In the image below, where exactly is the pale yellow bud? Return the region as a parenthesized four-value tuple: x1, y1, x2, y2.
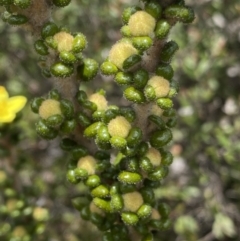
(128, 11, 156, 37)
(148, 76, 170, 98)
(32, 207, 49, 221)
(146, 147, 161, 166)
(151, 208, 161, 220)
(90, 201, 104, 216)
(77, 155, 97, 175)
(108, 42, 138, 69)
(88, 93, 108, 111)
(12, 226, 26, 238)
(39, 99, 62, 119)
(122, 191, 144, 212)
(53, 31, 74, 52)
(108, 116, 131, 138)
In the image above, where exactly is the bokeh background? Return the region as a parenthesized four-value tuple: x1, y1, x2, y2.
(0, 0, 240, 240)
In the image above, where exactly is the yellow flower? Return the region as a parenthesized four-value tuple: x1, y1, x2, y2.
(0, 86, 27, 123)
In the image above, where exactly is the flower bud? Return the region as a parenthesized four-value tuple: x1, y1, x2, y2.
(34, 40, 49, 56)
(7, 14, 28, 25)
(41, 22, 59, 39)
(122, 6, 141, 24)
(85, 175, 101, 188)
(111, 194, 123, 211)
(137, 204, 152, 219)
(145, 2, 162, 19)
(124, 86, 145, 103)
(118, 171, 142, 184)
(88, 93, 108, 111)
(160, 41, 179, 64)
(156, 64, 174, 80)
(59, 51, 77, 64)
(108, 116, 131, 138)
(156, 98, 173, 110)
(72, 33, 87, 53)
(150, 128, 172, 148)
(91, 185, 109, 198)
(77, 155, 97, 175)
(122, 191, 144, 212)
(100, 61, 118, 75)
(147, 76, 170, 98)
(155, 20, 171, 39)
(77, 58, 99, 81)
(93, 197, 112, 213)
(50, 62, 74, 77)
(53, 31, 74, 52)
(128, 11, 156, 36)
(145, 147, 161, 166)
(38, 99, 61, 120)
(121, 212, 139, 225)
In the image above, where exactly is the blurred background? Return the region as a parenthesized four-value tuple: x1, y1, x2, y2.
(0, 0, 240, 240)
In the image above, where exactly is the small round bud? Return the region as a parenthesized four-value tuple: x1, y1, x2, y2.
(100, 61, 118, 76)
(53, 31, 74, 52)
(122, 6, 141, 24)
(110, 136, 127, 149)
(139, 157, 154, 173)
(156, 64, 174, 80)
(84, 122, 103, 138)
(111, 194, 123, 211)
(147, 76, 170, 98)
(71, 146, 88, 160)
(60, 138, 77, 151)
(77, 112, 91, 127)
(140, 188, 155, 205)
(133, 68, 149, 89)
(93, 197, 112, 213)
(88, 93, 108, 111)
(77, 155, 97, 175)
(158, 203, 170, 218)
(156, 98, 173, 110)
(77, 58, 99, 81)
(60, 119, 76, 134)
(145, 1, 162, 19)
(121, 212, 139, 225)
(89, 201, 104, 215)
(137, 204, 152, 219)
(132, 36, 153, 52)
(124, 87, 145, 103)
(145, 147, 161, 166)
(41, 22, 59, 39)
(148, 166, 169, 181)
(66, 169, 79, 184)
(31, 97, 45, 113)
(52, 0, 71, 8)
(122, 54, 141, 70)
(60, 99, 74, 119)
(59, 51, 77, 64)
(160, 41, 179, 64)
(150, 128, 172, 148)
(108, 116, 131, 139)
(74, 168, 88, 179)
(128, 11, 156, 37)
(72, 33, 87, 53)
(13, 0, 31, 9)
(97, 126, 111, 144)
(114, 72, 133, 86)
(34, 40, 49, 56)
(122, 191, 144, 212)
(39, 99, 61, 120)
(120, 25, 131, 37)
(108, 42, 138, 70)
(155, 20, 171, 39)
(160, 150, 173, 166)
(7, 14, 28, 25)
(148, 115, 165, 129)
(50, 62, 74, 77)
(32, 207, 49, 221)
(126, 127, 142, 147)
(119, 107, 136, 123)
(85, 175, 101, 188)
(35, 119, 58, 139)
(45, 114, 63, 127)
(118, 171, 142, 184)
(91, 185, 109, 198)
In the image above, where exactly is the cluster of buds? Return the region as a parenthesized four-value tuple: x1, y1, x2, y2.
(0, 0, 194, 240)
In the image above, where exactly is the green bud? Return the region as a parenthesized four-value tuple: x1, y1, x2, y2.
(114, 72, 133, 86)
(7, 14, 28, 25)
(52, 0, 71, 7)
(160, 150, 173, 166)
(120, 184, 136, 194)
(132, 37, 153, 52)
(133, 68, 149, 89)
(60, 138, 77, 151)
(93, 197, 112, 213)
(126, 127, 142, 147)
(144, 85, 156, 101)
(156, 98, 173, 110)
(121, 212, 139, 225)
(72, 33, 87, 53)
(150, 219, 171, 230)
(160, 41, 179, 64)
(156, 64, 174, 80)
(71, 146, 88, 160)
(163, 108, 176, 118)
(74, 167, 88, 179)
(97, 126, 111, 143)
(50, 62, 74, 77)
(140, 187, 155, 205)
(46, 114, 64, 127)
(111, 194, 123, 211)
(164, 5, 195, 23)
(34, 40, 49, 56)
(148, 115, 165, 129)
(41, 22, 59, 39)
(122, 6, 141, 24)
(103, 108, 119, 123)
(80, 206, 91, 220)
(66, 169, 79, 184)
(155, 20, 171, 39)
(77, 58, 99, 81)
(120, 25, 131, 37)
(14, 0, 31, 9)
(84, 122, 103, 138)
(100, 61, 118, 75)
(139, 157, 154, 173)
(138, 142, 149, 156)
(85, 175, 101, 188)
(31, 97, 45, 113)
(127, 157, 139, 172)
(35, 119, 58, 140)
(48, 89, 60, 100)
(122, 145, 138, 157)
(91, 185, 109, 198)
(137, 204, 152, 219)
(145, 1, 162, 19)
(60, 119, 76, 134)
(150, 128, 172, 148)
(118, 171, 142, 184)
(122, 54, 141, 70)
(119, 107, 136, 123)
(59, 51, 77, 64)
(158, 203, 170, 218)
(166, 117, 177, 128)
(77, 112, 91, 128)
(92, 110, 104, 121)
(110, 136, 127, 150)
(90, 212, 104, 225)
(148, 166, 169, 181)
(124, 87, 145, 103)
(72, 197, 89, 211)
(45, 36, 58, 49)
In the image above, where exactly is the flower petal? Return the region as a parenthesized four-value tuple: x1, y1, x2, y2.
(0, 86, 9, 100)
(7, 96, 27, 113)
(0, 111, 16, 123)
